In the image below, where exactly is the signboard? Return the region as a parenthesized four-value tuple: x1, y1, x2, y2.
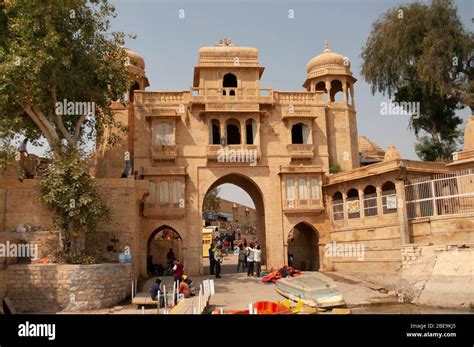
(347, 200, 360, 213)
(386, 195, 397, 210)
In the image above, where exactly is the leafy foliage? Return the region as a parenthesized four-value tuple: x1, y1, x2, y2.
(415, 136, 459, 162)
(49, 247, 97, 265)
(395, 85, 463, 160)
(361, 0, 472, 161)
(203, 188, 220, 213)
(38, 146, 110, 250)
(0, 1, 132, 258)
(361, 0, 473, 110)
(329, 164, 342, 174)
(0, 0, 131, 147)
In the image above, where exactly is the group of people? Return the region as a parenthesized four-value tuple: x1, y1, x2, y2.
(237, 242, 262, 277)
(149, 256, 196, 303)
(208, 239, 263, 279)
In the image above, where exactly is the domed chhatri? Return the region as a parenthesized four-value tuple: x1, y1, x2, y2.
(306, 40, 350, 74)
(125, 48, 146, 71)
(303, 41, 356, 105)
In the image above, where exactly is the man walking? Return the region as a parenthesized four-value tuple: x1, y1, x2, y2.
(208, 243, 215, 275)
(214, 245, 223, 278)
(254, 245, 262, 277)
(247, 243, 255, 277)
(237, 244, 245, 273)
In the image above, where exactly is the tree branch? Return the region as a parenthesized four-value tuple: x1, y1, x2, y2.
(74, 114, 87, 142)
(50, 83, 75, 145)
(443, 81, 474, 112)
(22, 104, 59, 145)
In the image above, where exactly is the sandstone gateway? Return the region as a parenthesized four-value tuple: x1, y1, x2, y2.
(1, 40, 473, 280)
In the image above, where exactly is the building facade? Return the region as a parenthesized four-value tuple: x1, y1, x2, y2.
(1, 40, 472, 279)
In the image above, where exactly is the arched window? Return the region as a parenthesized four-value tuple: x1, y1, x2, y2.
(245, 119, 257, 145)
(209, 119, 221, 145)
(311, 178, 320, 200)
(226, 118, 241, 145)
(286, 178, 295, 205)
(298, 178, 308, 200)
(223, 73, 237, 96)
(363, 185, 378, 217)
(382, 181, 397, 214)
(330, 80, 343, 102)
(172, 181, 182, 204)
(347, 188, 360, 219)
(146, 181, 157, 203)
(291, 123, 309, 144)
(154, 123, 174, 145)
(159, 181, 169, 204)
(332, 192, 344, 221)
(315, 81, 328, 102)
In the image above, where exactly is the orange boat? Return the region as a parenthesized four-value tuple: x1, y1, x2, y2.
(214, 301, 292, 315)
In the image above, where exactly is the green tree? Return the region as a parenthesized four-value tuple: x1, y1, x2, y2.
(0, 0, 132, 257)
(395, 84, 463, 160)
(0, 0, 130, 148)
(361, 0, 473, 160)
(203, 188, 220, 213)
(38, 146, 110, 253)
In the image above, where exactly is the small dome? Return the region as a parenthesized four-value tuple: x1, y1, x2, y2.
(125, 48, 145, 70)
(464, 116, 474, 150)
(384, 144, 401, 161)
(306, 41, 351, 75)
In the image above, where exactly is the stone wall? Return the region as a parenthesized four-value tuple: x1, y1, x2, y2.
(6, 263, 132, 313)
(399, 243, 474, 309)
(409, 213, 474, 245)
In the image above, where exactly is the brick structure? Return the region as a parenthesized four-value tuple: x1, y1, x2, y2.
(6, 263, 132, 313)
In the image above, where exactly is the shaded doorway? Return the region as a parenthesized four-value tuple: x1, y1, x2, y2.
(287, 222, 319, 271)
(147, 225, 183, 277)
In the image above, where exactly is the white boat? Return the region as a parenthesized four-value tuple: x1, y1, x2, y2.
(274, 272, 346, 308)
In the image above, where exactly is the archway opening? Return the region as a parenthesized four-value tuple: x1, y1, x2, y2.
(223, 73, 237, 96)
(146, 225, 183, 277)
(201, 174, 265, 276)
(287, 222, 319, 271)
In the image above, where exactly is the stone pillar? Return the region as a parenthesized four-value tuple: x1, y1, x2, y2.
(220, 116, 225, 145)
(396, 180, 410, 245)
(342, 78, 348, 104)
(342, 192, 348, 220)
(240, 121, 246, 145)
(325, 80, 332, 102)
(376, 186, 383, 216)
(359, 188, 365, 219)
(350, 83, 355, 108)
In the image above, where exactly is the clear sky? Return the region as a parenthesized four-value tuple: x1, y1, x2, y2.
(30, 0, 474, 209)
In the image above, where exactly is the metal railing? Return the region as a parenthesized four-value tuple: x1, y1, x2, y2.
(405, 169, 474, 220)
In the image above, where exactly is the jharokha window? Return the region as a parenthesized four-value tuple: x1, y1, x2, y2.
(154, 122, 174, 145)
(285, 176, 321, 208)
